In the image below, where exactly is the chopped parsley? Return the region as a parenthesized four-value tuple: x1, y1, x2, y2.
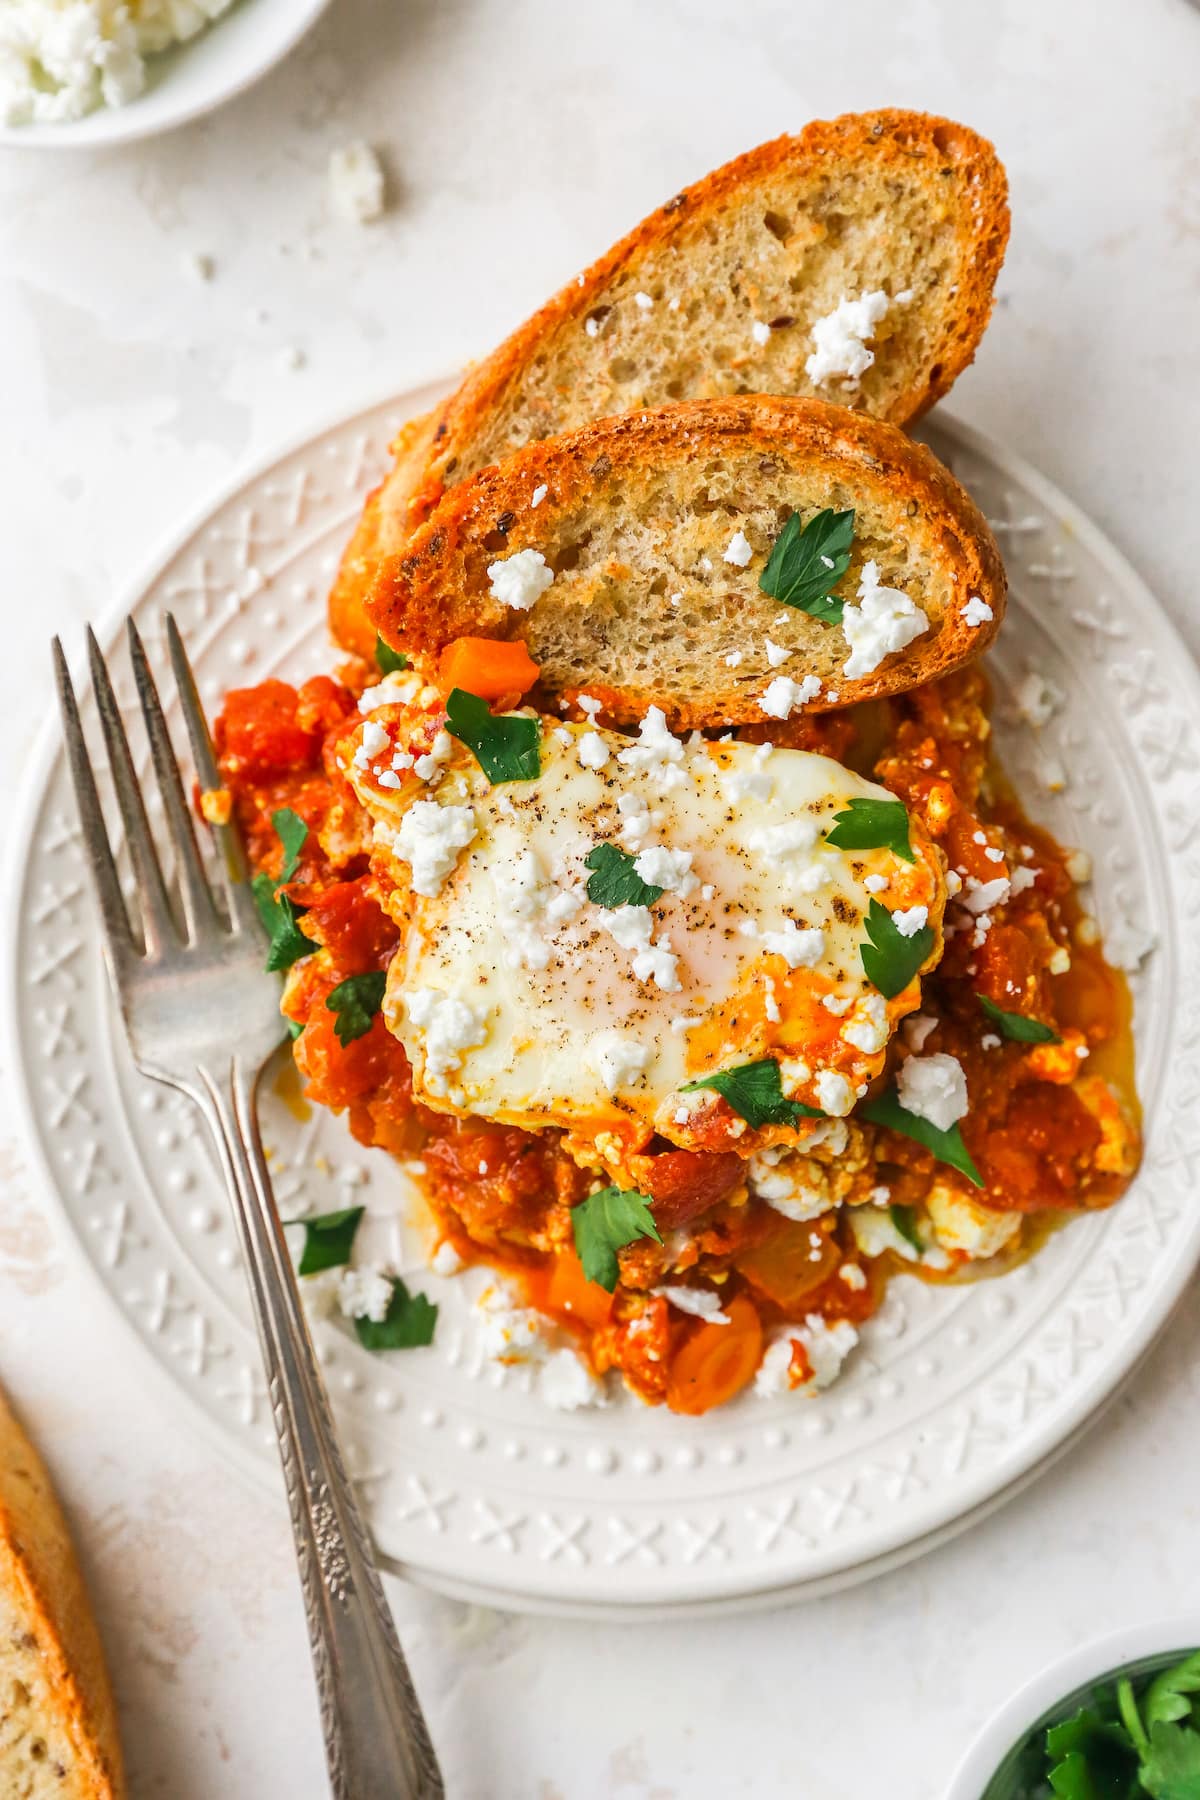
(992, 1649, 1200, 1800)
(353, 1276, 438, 1350)
(374, 633, 409, 675)
(682, 1057, 821, 1130)
(445, 687, 541, 784)
(326, 970, 388, 1045)
(825, 796, 915, 864)
(758, 507, 855, 623)
(858, 1084, 982, 1187)
(571, 1187, 662, 1291)
(286, 1018, 305, 1041)
(252, 874, 316, 973)
(978, 994, 1062, 1045)
(271, 807, 309, 885)
(285, 1205, 364, 1277)
(584, 843, 663, 908)
(860, 898, 935, 999)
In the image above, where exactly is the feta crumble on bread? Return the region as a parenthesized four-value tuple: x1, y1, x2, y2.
(329, 142, 387, 224)
(961, 594, 993, 628)
(751, 320, 772, 346)
(487, 548, 555, 611)
(804, 289, 892, 385)
(841, 562, 930, 679)
(760, 674, 822, 717)
(724, 529, 754, 567)
(896, 1052, 969, 1132)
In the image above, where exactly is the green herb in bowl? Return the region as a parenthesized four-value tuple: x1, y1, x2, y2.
(983, 1647, 1200, 1798)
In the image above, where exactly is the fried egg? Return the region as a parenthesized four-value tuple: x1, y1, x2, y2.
(348, 707, 945, 1163)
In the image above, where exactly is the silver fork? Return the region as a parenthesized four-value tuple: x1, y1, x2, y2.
(53, 617, 445, 1800)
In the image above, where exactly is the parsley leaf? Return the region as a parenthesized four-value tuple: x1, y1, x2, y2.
(860, 897, 935, 999)
(889, 1204, 925, 1254)
(758, 508, 855, 623)
(978, 993, 1062, 1045)
(353, 1276, 439, 1351)
(1146, 1654, 1200, 1730)
(682, 1057, 822, 1129)
(1140, 1721, 1200, 1798)
(286, 1017, 305, 1040)
(374, 633, 409, 674)
(326, 970, 388, 1045)
(286, 1205, 364, 1277)
(271, 807, 309, 886)
(252, 872, 316, 972)
(571, 1187, 662, 1291)
(858, 1084, 983, 1187)
(445, 687, 541, 784)
(584, 842, 663, 908)
(825, 797, 915, 864)
(1045, 1702, 1138, 1800)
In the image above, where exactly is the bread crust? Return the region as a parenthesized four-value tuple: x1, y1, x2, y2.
(0, 1389, 124, 1797)
(368, 395, 1006, 728)
(330, 109, 1009, 654)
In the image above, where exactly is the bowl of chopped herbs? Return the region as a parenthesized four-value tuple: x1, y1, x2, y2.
(945, 1624, 1200, 1800)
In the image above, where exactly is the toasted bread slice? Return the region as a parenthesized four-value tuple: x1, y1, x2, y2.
(0, 1389, 124, 1798)
(368, 396, 1005, 729)
(331, 108, 1009, 657)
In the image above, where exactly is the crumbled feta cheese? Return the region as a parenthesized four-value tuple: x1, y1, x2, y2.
(653, 1285, 730, 1324)
(1064, 849, 1092, 885)
(1047, 945, 1072, 975)
(904, 1013, 938, 1052)
(842, 992, 889, 1055)
(577, 731, 610, 771)
(961, 595, 994, 628)
(896, 1052, 969, 1132)
(486, 548, 555, 611)
(601, 905, 681, 992)
(725, 650, 744, 668)
(634, 291, 654, 310)
(822, 993, 854, 1017)
(1104, 917, 1157, 972)
(763, 637, 791, 668)
(615, 791, 655, 850)
(838, 1262, 867, 1292)
(495, 848, 581, 970)
(841, 562, 929, 679)
(337, 1264, 393, 1323)
(755, 1316, 859, 1395)
(1015, 671, 1065, 728)
(389, 799, 476, 897)
(724, 530, 754, 567)
(760, 674, 822, 718)
(805, 290, 891, 384)
(478, 1289, 544, 1362)
(329, 141, 387, 224)
(358, 669, 421, 714)
(814, 1069, 855, 1117)
(864, 873, 889, 894)
(541, 1348, 605, 1410)
(961, 875, 1011, 915)
(891, 904, 929, 938)
(431, 1241, 463, 1276)
(615, 706, 689, 790)
(633, 845, 696, 895)
(980, 1033, 1002, 1050)
(747, 817, 820, 860)
(850, 1206, 921, 1263)
(406, 989, 488, 1086)
(530, 484, 548, 508)
(760, 919, 826, 969)
(751, 320, 772, 346)
(587, 1030, 652, 1093)
(584, 317, 600, 337)
(926, 1183, 1021, 1260)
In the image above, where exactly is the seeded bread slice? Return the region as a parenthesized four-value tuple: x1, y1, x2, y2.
(330, 107, 1009, 658)
(368, 395, 1005, 729)
(0, 1390, 124, 1798)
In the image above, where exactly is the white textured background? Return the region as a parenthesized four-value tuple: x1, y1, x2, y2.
(2, 1, 1199, 1795)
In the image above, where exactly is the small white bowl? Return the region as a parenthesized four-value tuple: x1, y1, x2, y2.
(0, 0, 333, 149)
(943, 1616, 1200, 1799)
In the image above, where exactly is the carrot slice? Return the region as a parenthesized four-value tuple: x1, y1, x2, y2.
(734, 1216, 841, 1312)
(438, 636, 540, 701)
(666, 1293, 763, 1416)
(546, 1245, 615, 1332)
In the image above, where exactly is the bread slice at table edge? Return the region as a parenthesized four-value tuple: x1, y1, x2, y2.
(329, 107, 1009, 658)
(0, 1387, 124, 1798)
(367, 395, 1006, 730)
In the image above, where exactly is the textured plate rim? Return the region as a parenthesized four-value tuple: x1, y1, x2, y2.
(7, 384, 1197, 1618)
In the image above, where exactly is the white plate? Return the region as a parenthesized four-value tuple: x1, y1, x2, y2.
(0, 0, 331, 149)
(8, 382, 1199, 1618)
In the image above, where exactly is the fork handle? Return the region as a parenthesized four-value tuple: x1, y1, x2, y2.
(195, 1059, 445, 1800)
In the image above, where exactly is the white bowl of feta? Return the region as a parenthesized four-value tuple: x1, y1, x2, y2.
(0, 0, 333, 146)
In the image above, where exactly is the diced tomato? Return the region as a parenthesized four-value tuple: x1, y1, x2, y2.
(299, 877, 398, 967)
(217, 680, 321, 777)
(630, 1148, 746, 1228)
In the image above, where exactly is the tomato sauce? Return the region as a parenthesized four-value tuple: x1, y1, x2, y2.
(214, 660, 1140, 1413)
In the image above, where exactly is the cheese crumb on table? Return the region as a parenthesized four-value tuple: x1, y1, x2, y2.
(329, 141, 387, 224)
